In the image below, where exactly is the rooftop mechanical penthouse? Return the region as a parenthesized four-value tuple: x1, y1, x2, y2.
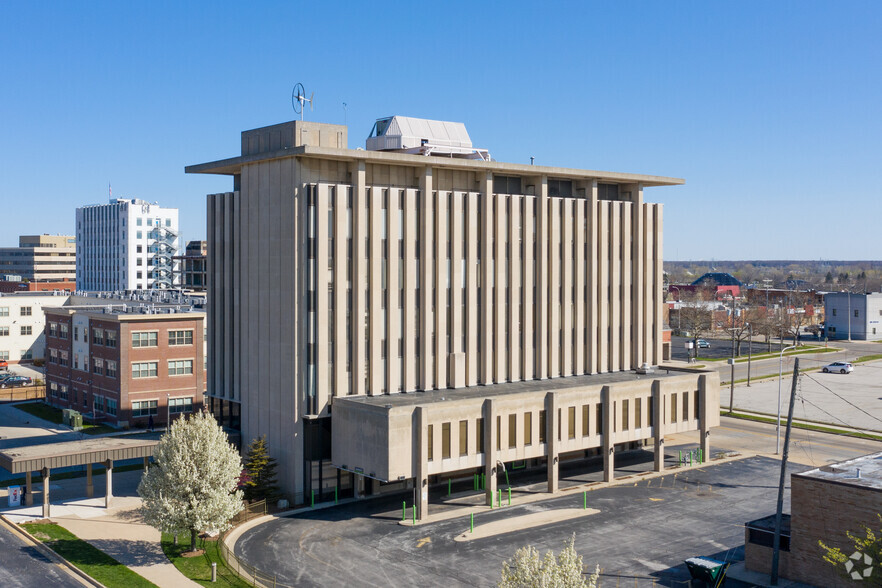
(188, 117, 720, 516)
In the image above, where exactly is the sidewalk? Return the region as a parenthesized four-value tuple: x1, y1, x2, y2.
(1, 470, 199, 588)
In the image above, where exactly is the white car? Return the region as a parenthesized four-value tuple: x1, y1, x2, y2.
(822, 362, 853, 374)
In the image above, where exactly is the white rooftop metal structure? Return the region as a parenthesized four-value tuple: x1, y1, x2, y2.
(366, 116, 491, 160)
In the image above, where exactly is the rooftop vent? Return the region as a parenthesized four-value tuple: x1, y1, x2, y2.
(366, 116, 490, 161)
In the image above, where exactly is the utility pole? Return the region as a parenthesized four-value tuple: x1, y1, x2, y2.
(728, 295, 736, 414)
(771, 358, 799, 586)
(747, 323, 753, 387)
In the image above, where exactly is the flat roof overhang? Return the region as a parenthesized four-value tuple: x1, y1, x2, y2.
(0, 437, 158, 474)
(186, 145, 685, 188)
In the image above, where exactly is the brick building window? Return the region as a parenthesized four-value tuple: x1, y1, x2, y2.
(169, 397, 193, 414)
(132, 362, 158, 378)
(132, 400, 158, 417)
(105, 331, 117, 348)
(168, 330, 193, 346)
(132, 332, 158, 348)
(168, 360, 194, 376)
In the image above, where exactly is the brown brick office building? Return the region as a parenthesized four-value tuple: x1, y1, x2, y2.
(43, 305, 205, 427)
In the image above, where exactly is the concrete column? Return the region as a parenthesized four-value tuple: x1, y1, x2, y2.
(652, 381, 664, 472)
(387, 187, 401, 395)
(435, 189, 448, 388)
(352, 161, 368, 396)
(546, 392, 559, 493)
(450, 191, 463, 387)
(574, 198, 586, 375)
(699, 374, 711, 460)
(415, 407, 428, 520)
(536, 177, 548, 378)
(404, 188, 418, 392)
(621, 202, 632, 370)
(419, 168, 434, 390)
(508, 194, 520, 382)
(25, 471, 32, 506)
(479, 175, 493, 384)
(465, 191, 479, 386)
(316, 183, 330, 408)
(522, 194, 534, 380)
(548, 197, 561, 378)
(610, 202, 621, 371)
(104, 459, 113, 509)
(601, 387, 614, 482)
(334, 184, 349, 398)
(586, 182, 598, 373)
(484, 399, 497, 505)
(597, 201, 609, 373)
(562, 198, 573, 376)
(86, 463, 93, 498)
(369, 186, 383, 396)
(652, 203, 664, 366)
(41, 467, 50, 519)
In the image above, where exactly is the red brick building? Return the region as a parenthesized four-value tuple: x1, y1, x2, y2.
(43, 305, 205, 427)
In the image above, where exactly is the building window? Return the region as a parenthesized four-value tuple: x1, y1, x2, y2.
(635, 398, 642, 429)
(671, 394, 678, 423)
(476, 418, 484, 453)
(92, 358, 103, 375)
(509, 414, 517, 448)
(0, 307, 7, 317)
(459, 420, 468, 456)
(59, 324, 69, 339)
(132, 362, 158, 378)
(497, 415, 502, 450)
(105, 331, 117, 348)
(649, 396, 655, 427)
(94, 395, 105, 413)
(539, 410, 546, 443)
(132, 400, 158, 417)
(524, 412, 532, 446)
(59, 351, 68, 367)
(582, 405, 590, 436)
(59, 385, 68, 400)
(106, 360, 117, 379)
(20, 326, 32, 336)
(683, 392, 689, 421)
(168, 330, 193, 346)
(693, 391, 700, 420)
(567, 406, 576, 439)
(20, 307, 32, 317)
(169, 397, 193, 414)
(855, 310, 860, 318)
(49, 322, 58, 337)
(596, 404, 603, 435)
(49, 349, 58, 364)
(132, 331, 158, 347)
(0, 351, 9, 361)
(427, 424, 434, 461)
(622, 400, 629, 431)
(168, 360, 194, 376)
(106, 398, 118, 417)
(92, 328, 104, 345)
(0, 327, 8, 337)
(832, 309, 837, 316)
(441, 422, 451, 459)
(73, 326, 79, 341)
(49, 382, 58, 397)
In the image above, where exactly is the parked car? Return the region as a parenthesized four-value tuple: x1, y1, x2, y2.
(0, 376, 32, 388)
(0, 360, 8, 371)
(696, 339, 710, 349)
(822, 362, 853, 374)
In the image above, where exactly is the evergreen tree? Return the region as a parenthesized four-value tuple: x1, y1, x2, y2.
(243, 435, 280, 502)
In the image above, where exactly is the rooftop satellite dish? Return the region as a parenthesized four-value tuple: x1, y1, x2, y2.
(291, 82, 314, 121)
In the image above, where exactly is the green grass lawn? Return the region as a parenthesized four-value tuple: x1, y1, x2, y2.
(854, 354, 882, 363)
(161, 532, 251, 587)
(723, 411, 882, 442)
(22, 522, 157, 588)
(14, 402, 117, 434)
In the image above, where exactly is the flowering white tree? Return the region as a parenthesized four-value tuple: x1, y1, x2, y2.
(138, 410, 243, 551)
(499, 534, 599, 588)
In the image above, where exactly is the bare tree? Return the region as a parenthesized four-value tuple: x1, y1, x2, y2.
(678, 288, 714, 353)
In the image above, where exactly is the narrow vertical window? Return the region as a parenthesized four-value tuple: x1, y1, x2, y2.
(524, 412, 532, 446)
(671, 394, 678, 423)
(683, 392, 689, 421)
(596, 404, 603, 435)
(539, 410, 546, 443)
(635, 398, 642, 429)
(497, 415, 502, 450)
(582, 404, 589, 436)
(477, 417, 485, 453)
(622, 399, 629, 431)
(508, 414, 517, 448)
(459, 420, 468, 456)
(694, 391, 700, 420)
(442, 422, 451, 459)
(427, 424, 434, 461)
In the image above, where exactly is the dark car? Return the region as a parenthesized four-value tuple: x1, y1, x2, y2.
(696, 339, 710, 349)
(0, 376, 32, 388)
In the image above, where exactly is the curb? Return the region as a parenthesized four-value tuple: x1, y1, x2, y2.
(0, 514, 104, 587)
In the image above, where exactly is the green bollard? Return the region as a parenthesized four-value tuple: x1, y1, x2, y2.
(507, 487, 511, 506)
(699, 448, 703, 463)
(679, 450, 682, 465)
(335, 486, 338, 504)
(473, 474, 477, 491)
(470, 512, 474, 533)
(498, 488, 502, 507)
(311, 491, 314, 508)
(448, 478, 452, 496)
(413, 505, 416, 525)
(402, 501, 406, 521)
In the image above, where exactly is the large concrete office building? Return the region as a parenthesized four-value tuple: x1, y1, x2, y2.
(76, 199, 180, 291)
(189, 117, 720, 515)
(0, 235, 76, 282)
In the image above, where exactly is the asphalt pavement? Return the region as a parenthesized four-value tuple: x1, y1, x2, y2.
(0, 519, 84, 588)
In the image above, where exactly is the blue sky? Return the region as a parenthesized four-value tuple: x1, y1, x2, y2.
(2, 1, 880, 260)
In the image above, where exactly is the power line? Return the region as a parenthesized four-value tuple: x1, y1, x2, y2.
(802, 372, 882, 428)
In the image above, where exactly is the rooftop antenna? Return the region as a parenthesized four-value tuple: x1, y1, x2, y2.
(343, 102, 347, 125)
(291, 82, 314, 121)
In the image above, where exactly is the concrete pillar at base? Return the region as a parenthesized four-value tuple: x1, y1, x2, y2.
(25, 471, 33, 506)
(354, 474, 363, 499)
(601, 387, 614, 483)
(104, 459, 113, 509)
(414, 407, 428, 520)
(546, 392, 559, 493)
(370, 478, 380, 495)
(41, 467, 50, 519)
(699, 375, 711, 460)
(484, 399, 497, 506)
(652, 381, 664, 472)
(143, 456, 149, 469)
(86, 463, 93, 498)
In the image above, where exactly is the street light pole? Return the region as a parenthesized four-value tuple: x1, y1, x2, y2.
(776, 344, 796, 454)
(747, 323, 753, 387)
(167, 393, 170, 428)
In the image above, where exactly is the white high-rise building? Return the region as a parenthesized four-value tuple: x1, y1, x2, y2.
(76, 198, 180, 291)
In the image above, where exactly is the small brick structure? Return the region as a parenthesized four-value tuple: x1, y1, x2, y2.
(746, 452, 882, 587)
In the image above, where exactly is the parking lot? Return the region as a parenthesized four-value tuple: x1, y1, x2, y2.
(235, 457, 804, 587)
(730, 358, 882, 431)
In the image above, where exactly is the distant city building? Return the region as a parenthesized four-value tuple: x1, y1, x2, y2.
(0, 291, 70, 364)
(0, 279, 76, 294)
(76, 199, 180, 291)
(189, 118, 721, 515)
(43, 304, 205, 427)
(174, 240, 207, 291)
(824, 292, 882, 340)
(0, 235, 76, 282)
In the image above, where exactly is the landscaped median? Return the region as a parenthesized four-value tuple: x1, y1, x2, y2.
(14, 401, 117, 435)
(21, 521, 157, 587)
(161, 532, 249, 588)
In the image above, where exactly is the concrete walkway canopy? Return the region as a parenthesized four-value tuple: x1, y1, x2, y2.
(0, 437, 158, 518)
